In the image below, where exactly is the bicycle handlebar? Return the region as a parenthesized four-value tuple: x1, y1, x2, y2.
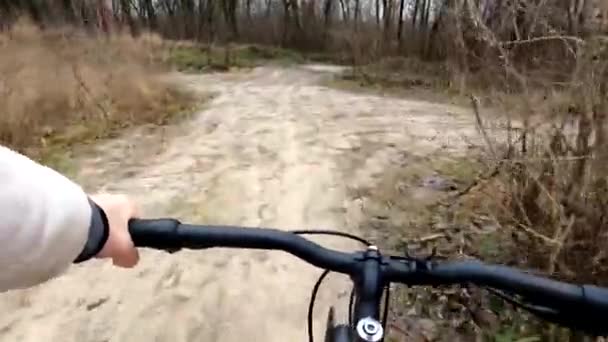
(129, 218, 357, 272)
(129, 218, 608, 335)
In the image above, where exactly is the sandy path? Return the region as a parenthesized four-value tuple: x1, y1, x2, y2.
(0, 65, 476, 342)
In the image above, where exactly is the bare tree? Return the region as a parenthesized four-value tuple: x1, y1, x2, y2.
(221, 0, 238, 39)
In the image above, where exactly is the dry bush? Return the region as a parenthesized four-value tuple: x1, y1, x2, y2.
(489, 39, 608, 285)
(450, 2, 608, 285)
(432, 0, 589, 95)
(0, 18, 195, 157)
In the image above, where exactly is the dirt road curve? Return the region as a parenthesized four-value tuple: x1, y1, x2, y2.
(0, 65, 476, 342)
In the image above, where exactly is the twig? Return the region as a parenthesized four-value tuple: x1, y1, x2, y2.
(515, 223, 560, 246)
(548, 214, 575, 274)
(71, 63, 110, 120)
(413, 233, 447, 243)
(527, 161, 561, 214)
(471, 94, 496, 159)
(470, 182, 559, 247)
(482, 155, 595, 163)
(447, 164, 500, 202)
(449, 104, 566, 203)
(499, 35, 585, 47)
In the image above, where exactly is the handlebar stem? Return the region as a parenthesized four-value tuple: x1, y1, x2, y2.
(352, 246, 384, 324)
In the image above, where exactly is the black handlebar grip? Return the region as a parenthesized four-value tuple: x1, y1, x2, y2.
(128, 218, 183, 253)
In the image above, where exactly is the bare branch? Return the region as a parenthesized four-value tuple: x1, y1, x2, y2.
(499, 35, 586, 47)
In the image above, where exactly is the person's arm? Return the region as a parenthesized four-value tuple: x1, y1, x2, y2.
(0, 145, 138, 292)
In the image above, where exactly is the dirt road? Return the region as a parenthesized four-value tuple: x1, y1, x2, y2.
(0, 65, 476, 342)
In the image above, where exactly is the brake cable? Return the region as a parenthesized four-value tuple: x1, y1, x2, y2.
(291, 230, 371, 342)
(381, 284, 390, 331)
(348, 287, 355, 325)
(308, 269, 331, 342)
(289, 230, 372, 246)
(348, 284, 391, 331)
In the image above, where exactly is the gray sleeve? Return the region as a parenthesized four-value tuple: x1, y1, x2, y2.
(0, 145, 91, 292)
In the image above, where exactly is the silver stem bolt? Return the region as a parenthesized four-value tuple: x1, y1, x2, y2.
(356, 317, 384, 342)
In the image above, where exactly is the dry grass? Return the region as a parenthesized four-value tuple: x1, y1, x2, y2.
(478, 39, 608, 286)
(0, 19, 198, 160)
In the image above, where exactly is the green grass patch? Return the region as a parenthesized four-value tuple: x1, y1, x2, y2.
(325, 56, 470, 106)
(430, 156, 484, 184)
(166, 44, 307, 72)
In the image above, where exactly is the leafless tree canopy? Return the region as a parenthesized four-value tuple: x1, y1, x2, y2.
(2, 0, 603, 62)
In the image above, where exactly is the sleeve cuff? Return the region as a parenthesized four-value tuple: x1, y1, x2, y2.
(74, 198, 110, 263)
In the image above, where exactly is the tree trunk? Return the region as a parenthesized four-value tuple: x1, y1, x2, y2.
(79, 0, 95, 29)
(0, 0, 14, 29)
(290, 0, 302, 32)
(375, 0, 380, 26)
(136, 0, 147, 20)
(580, 0, 593, 35)
(397, 0, 405, 43)
(25, 0, 43, 25)
(181, 0, 195, 39)
(221, 0, 239, 39)
(266, 0, 272, 18)
(412, 0, 419, 29)
(228, 0, 239, 38)
(322, 0, 333, 45)
(422, 0, 430, 29)
(338, 0, 348, 22)
(197, 0, 204, 40)
(112, 0, 120, 20)
(323, 0, 333, 30)
(144, 0, 156, 29)
(427, 0, 448, 59)
(419, 0, 426, 30)
(382, 0, 392, 42)
(282, 0, 291, 44)
(421, 0, 432, 56)
(120, 0, 137, 35)
(354, 0, 360, 30)
(207, 0, 215, 43)
(62, 0, 76, 23)
(97, 0, 113, 34)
